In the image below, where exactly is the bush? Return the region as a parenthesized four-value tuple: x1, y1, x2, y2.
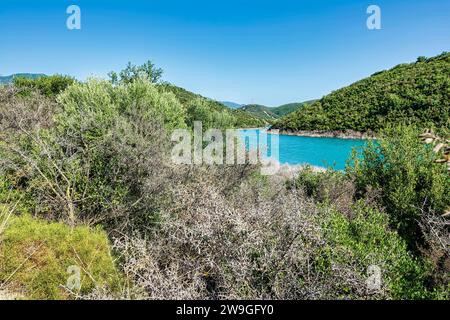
(13, 75, 75, 97)
(0, 215, 121, 299)
(349, 125, 450, 249)
(321, 202, 441, 299)
(109, 60, 163, 85)
(101, 164, 446, 300)
(1, 79, 182, 230)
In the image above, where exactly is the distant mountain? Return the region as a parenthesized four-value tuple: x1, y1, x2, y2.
(221, 101, 243, 109)
(273, 52, 450, 132)
(0, 73, 46, 84)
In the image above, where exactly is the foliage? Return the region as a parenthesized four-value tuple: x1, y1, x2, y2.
(273, 52, 450, 132)
(271, 100, 316, 117)
(159, 83, 266, 128)
(1, 79, 183, 230)
(0, 73, 46, 85)
(13, 75, 75, 97)
(321, 203, 443, 299)
(186, 98, 236, 130)
(235, 101, 316, 121)
(348, 125, 450, 249)
(239, 104, 277, 120)
(108, 60, 163, 85)
(1, 60, 448, 301)
(0, 215, 121, 299)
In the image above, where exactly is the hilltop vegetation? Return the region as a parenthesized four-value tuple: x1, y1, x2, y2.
(158, 84, 265, 128)
(273, 52, 450, 133)
(239, 104, 277, 120)
(272, 100, 316, 117)
(0, 73, 46, 85)
(238, 100, 316, 121)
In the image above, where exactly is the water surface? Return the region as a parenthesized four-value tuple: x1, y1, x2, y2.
(240, 129, 368, 170)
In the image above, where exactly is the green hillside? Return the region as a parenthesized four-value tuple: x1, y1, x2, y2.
(238, 100, 316, 120)
(239, 104, 277, 120)
(158, 84, 266, 128)
(273, 52, 450, 132)
(272, 100, 317, 117)
(0, 73, 46, 84)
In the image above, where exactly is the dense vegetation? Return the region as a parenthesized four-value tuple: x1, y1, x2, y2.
(13, 75, 75, 97)
(0, 61, 448, 300)
(273, 52, 450, 132)
(239, 104, 277, 120)
(271, 100, 317, 117)
(158, 84, 266, 128)
(0, 73, 46, 85)
(237, 101, 316, 121)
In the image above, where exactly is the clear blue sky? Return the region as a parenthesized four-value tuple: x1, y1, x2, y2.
(1, 0, 449, 106)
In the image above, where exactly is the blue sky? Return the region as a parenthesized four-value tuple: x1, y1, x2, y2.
(1, 0, 449, 106)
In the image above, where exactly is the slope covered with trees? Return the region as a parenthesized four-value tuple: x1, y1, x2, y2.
(159, 84, 266, 128)
(237, 100, 316, 121)
(273, 52, 450, 133)
(239, 104, 277, 120)
(272, 100, 317, 117)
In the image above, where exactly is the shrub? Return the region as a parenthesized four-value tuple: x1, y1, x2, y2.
(349, 125, 450, 249)
(290, 167, 356, 217)
(0, 215, 121, 299)
(103, 165, 446, 300)
(1, 80, 182, 231)
(321, 202, 441, 299)
(13, 75, 75, 97)
(108, 60, 163, 85)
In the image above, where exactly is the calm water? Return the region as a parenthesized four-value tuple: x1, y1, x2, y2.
(240, 129, 368, 170)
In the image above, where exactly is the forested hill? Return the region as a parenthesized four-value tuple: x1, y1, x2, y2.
(271, 100, 317, 117)
(158, 84, 266, 128)
(237, 100, 317, 121)
(272, 52, 450, 133)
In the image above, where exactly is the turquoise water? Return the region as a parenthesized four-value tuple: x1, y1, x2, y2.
(240, 129, 368, 170)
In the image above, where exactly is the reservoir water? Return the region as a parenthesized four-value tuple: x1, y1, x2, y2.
(240, 129, 368, 171)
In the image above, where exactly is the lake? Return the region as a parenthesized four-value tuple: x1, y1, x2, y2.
(240, 129, 368, 170)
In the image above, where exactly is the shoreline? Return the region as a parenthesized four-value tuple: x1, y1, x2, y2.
(267, 129, 377, 140)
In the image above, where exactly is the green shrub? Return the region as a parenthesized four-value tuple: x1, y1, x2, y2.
(13, 75, 75, 97)
(57, 78, 186, 133)
(2, 79, 180, 230)
(0, 215, 121, 299)
(321, 202, 443, 299)
(349, 125, 450, 248)
(108, 60, 163, 85)
(293, 167, 347, 200)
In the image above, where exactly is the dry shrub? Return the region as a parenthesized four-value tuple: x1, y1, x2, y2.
(419, 211, 450, 290)
(0, 87, 57, 136)
(107, 166, 380, 300)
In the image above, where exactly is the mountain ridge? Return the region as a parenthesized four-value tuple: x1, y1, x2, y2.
(272, 52, 450, 133)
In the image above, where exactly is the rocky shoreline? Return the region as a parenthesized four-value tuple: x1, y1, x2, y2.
(267, 129, 377, 140)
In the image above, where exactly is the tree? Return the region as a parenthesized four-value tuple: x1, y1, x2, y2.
(108, 60, 164, 85)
